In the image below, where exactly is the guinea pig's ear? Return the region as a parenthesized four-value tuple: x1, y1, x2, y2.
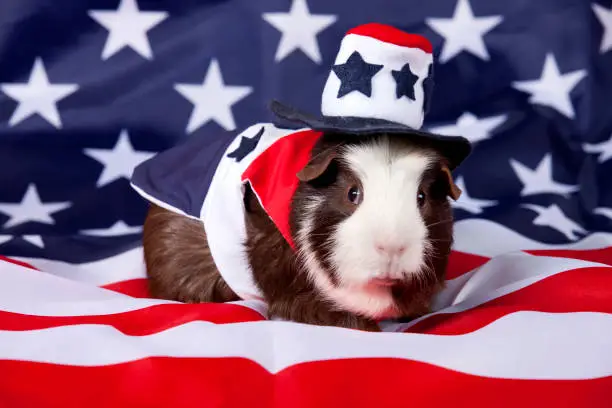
(297, 146, 337, 182)
(441, 165, 462, 200)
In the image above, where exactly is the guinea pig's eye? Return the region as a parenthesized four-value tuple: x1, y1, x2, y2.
(347, 185, 362, 205)
(417, 189, 426, 207)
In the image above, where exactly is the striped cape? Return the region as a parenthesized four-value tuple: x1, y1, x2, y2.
(1, 222, 611, 407)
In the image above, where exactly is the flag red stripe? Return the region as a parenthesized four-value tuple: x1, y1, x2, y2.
(0, 256, 38, 271)
(0, 302, 265, 333)
(405, 266, 612, 334)
(101, 278, 151, 298)
(0, 357, 609, 408)
(445, 250, 490, 279)
(524, 247, 612, 266)
(2, 266, 610, 337)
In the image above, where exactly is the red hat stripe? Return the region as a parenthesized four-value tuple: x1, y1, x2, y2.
(346, 23, 433, 53)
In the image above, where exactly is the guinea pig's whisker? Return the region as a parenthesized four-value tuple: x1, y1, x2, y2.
(416, 263, 433, 290)
(426, 238, 453, 243)
(430, 244, 445, 259)
(425, 218, 454, 229)
(306, 232, 332, 238)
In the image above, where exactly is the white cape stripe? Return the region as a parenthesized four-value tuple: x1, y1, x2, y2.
(1, 311, 611, 379)
(454, 218, 612, 257)
(0, 251, 607, 319)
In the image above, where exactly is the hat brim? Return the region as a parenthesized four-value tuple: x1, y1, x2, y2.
(269, 99, 472, 170)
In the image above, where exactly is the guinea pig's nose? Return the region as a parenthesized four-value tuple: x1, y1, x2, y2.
(375, 243, 406, 256)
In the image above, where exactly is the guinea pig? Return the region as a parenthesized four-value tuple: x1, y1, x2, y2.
(142, 130, 462, 332)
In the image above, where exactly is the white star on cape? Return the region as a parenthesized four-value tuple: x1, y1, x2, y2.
(88, 0, 168, 60)
(263, 0, 337, 63)
(592, 3, 612, 54)
(0, 235, 45, 248)
(521, 203, 587, 241)
(83, 129, 156, 187)
(509, 154, 579, 197)
(594, 207, 612, 221)
(425, 0, 502, 63)
(451, 176, 498, 214)
(583, 134, 612, 164)
(174, 59, 253, 132)
(23, 235, 44, 248)
(81, 221, 143, 236)
(0, 184, 72, 229)
(0, 58, 78, 128)
(427, 111, 507, 144)
(511, 53, 586, 119)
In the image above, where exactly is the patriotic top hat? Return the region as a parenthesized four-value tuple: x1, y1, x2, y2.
(270, 22, 471, 168)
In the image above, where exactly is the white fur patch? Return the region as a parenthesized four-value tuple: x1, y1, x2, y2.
(298, 136, 437, 319)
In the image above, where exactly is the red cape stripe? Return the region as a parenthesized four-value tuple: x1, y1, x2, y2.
(241, 129, 323, 249)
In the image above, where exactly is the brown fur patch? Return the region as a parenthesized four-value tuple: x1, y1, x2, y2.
(142, 203, 239, 303)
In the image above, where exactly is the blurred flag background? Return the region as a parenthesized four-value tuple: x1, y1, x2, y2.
(0, 0, 611, 261)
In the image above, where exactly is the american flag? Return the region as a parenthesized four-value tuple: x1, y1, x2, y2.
(1, 0, 612, 406)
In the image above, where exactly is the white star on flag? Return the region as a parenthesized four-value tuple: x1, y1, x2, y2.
(263, 0, 337, 63)
(174, 59, 253, 133)
(0, 235, 44, 248)
(427, 111, 508, 144)
(511, 53, 586, 119)
(88, 0, 168, 60)
(583, 135, 612, 164)
(23, 235, 45, 248)
(0, 184, 72, 229)
(425, 0, 503, 63)
(451, 176, 498, 214)
(509, 154, 579, 197)
(81, 221, 143, 237)
(592, 3, 612, 54)
(521, 203, 587, 241)
(83, 129, 157, 187)
(0, 58, 78, 128)
(594, 207, 612, 221)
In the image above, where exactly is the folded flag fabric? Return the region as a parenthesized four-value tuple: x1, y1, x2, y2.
(1, 240, 612, 407)
(1, 0, 612, 407)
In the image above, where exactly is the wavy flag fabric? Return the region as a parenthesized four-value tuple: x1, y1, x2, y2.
(1, 0, 612, 406)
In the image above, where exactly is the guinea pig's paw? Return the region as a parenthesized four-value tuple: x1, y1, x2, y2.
(344, 316, 382, 332)
(359, 321, 383, 332)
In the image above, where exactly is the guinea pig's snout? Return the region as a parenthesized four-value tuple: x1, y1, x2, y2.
(369, 239, 413, 282)
(374, 242, 406, 256)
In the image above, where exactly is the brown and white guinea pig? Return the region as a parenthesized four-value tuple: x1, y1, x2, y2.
(142, 131, 462, 332)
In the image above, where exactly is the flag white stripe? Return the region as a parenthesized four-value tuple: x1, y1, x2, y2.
(1, 311, 611, 379)
(12, 246, 146, 286)
(454, 218, 612, 257)
(1, 251, 607, 318)
(0, 260, 266, 318)
(10, 219, 612, 290)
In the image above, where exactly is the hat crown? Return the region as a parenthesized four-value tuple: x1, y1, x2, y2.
(320, 23, 434, 130)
